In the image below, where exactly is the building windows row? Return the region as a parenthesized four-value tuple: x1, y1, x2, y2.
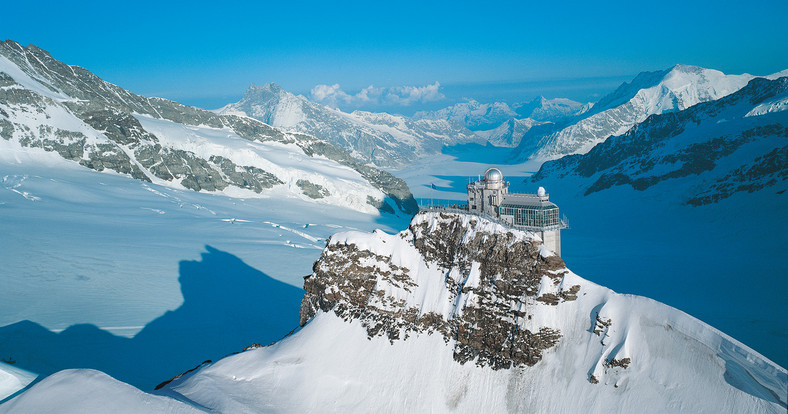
(500, 205, 560, 228)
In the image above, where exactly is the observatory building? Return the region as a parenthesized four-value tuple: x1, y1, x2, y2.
(467, 168, 565, 255)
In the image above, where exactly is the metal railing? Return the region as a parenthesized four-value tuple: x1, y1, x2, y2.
(418, 204, 568, 232)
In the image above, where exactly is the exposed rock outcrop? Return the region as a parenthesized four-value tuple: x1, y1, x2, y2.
(301, 211, 580, 369)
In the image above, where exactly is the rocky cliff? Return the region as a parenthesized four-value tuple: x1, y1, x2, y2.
(301, 211, 577, 369)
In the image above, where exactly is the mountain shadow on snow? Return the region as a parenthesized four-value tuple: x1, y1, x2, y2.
(0, 246, 304, 391)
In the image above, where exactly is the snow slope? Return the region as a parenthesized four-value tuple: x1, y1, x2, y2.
(0, 370, 203, 413)
(0, 362, 36, 401)
(154, 212, 787, 413)
(132, 114, 382, 212)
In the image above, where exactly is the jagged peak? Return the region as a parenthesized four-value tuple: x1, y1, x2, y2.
(591, 68, 671, 112)
(527, 95, 548, 105)
(0, 40, 52, 60)
(250, 82, 282, 91)
(244, 82, 285, 95)
(237, 82, 292, 105)
(668, 63, 705, 74)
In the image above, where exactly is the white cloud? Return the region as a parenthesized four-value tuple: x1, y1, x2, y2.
(309, 82, 445, 108)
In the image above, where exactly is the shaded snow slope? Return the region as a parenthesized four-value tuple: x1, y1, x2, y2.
(0, 40, 417, 214)
(0, 362, 36, 401)
(216, 83, 481, 167)
(0, 369, 203, 414)
(159, 212, 786, 413)
(525, 65, 780, 161)
(746, 81, 788, 117)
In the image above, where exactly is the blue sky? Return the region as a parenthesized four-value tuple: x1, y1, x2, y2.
(3, 0, 787, 112)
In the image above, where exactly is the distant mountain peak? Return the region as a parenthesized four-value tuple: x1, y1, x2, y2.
(670, 63, 704, 73)
(528, 64, 758, 160)
(241, 82, 287, 100)
(249, 82, 282, 91)
(217, 83, 480, 167)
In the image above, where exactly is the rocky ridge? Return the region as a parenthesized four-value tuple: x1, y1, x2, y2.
(0, 40, 417, 214)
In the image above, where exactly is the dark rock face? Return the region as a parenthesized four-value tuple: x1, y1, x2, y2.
(297, 140, 418, 214)
(688, 142, 788, 205)
(301, 212, 579, 370)
(296, 179, 330, 199)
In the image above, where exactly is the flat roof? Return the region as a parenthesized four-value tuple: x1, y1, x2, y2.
(501, 194, 558, 208)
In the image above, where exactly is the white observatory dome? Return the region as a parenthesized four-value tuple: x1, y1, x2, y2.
(537, 187, 546, 197)
(484, 168, 503, 182)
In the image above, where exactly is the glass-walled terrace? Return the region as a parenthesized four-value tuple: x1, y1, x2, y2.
(500, 204, 560, 229)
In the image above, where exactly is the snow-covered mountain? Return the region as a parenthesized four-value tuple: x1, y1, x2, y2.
(216, 83, 481, 167)
(163, 212, 788, 413)
(474, 117, 546, 147)
(6, 212, 784, 412)
(532, 76, 788, 205)
(413, 96, 589, 132)
(0, 40, 417, 214)
(514, 96, 592, 122)
(413, 96, 590, 148)
(523, 65, 767, 161)
(412, 99, 520, 130)
(0, 137, 413, 395)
